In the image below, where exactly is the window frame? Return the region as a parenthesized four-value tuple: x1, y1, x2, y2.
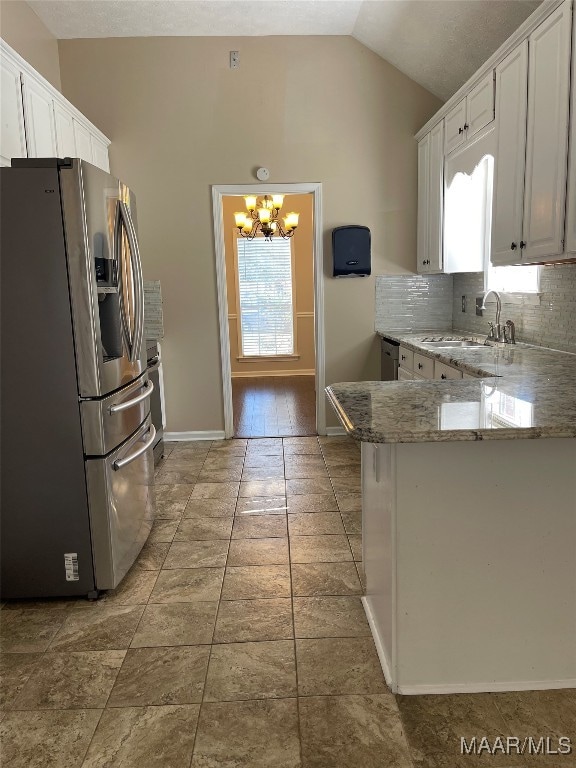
(233, 231, 300, 361)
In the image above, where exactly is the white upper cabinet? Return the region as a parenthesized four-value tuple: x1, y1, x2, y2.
(0, 55, 27, 166)
(1, 40, 111, 173)
(566, 6, 576, 254)
(417, 133, 430, 271)
(522, 1, 572, 263)
(73, 119, 93, 163)
(21, 72, 57, 158)
(418, 120, 444, 273)
(445, 100, 467, 154)
(466, 72, 495, 138)
(491, 41, 529, 265)
(54, 101, 76, 157)
(445, 72, 495, 155)
(91, 135, 110, 173)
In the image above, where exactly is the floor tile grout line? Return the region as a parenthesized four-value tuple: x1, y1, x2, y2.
(186, 439, 245, 767)
(283, 437, 305, 767)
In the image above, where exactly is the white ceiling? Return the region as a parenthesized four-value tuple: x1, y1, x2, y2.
(29, 0, 542, 100)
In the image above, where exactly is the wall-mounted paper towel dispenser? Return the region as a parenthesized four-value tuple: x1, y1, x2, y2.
(332, 225, 371, 277)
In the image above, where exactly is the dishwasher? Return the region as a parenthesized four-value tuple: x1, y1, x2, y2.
(146, 341, 165, 464)
(380, 337, 400, 380)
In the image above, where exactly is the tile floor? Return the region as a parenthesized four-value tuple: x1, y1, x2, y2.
(232, 376, 316, 437)
(1, 436, 575, 767)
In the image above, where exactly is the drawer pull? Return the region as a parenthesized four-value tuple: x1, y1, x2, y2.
(418, 363, 423, 369)
(441, 373, 447, 379)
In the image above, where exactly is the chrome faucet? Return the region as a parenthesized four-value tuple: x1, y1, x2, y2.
(481, 290, 502, 342)
(480, 291, 516, 344)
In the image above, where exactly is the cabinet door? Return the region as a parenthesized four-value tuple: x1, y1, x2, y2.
(522, 2, 572, 263)
(0, 58, 27, 166)
(428, 120, 444, 272)
(491, 41, 528, 265)
(54, 101, 76, 157)
(563, 6, 576, 254)
(434, 361, 463, 380)
(73, 119, 93, 163)
(444, 99, 466, 154)
(398, 367, 414, 381)
(91, 135, 110, 172)
(417, 134, 430, 273)
(466, 72, 495, 138)
(21, 73, 57, 157)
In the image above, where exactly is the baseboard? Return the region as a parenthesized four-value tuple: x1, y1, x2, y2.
(362, 598, 576, 695)
(325, 426, 347, 436)
(362, 596, 394, 690)
(164, 430, 226, 441)
(231, 370, 315, 378)
(396, 679, 576, 695)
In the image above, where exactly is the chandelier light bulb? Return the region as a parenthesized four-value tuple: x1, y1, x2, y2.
(244, 195, 257, 211)
(234, 212, 247, 229)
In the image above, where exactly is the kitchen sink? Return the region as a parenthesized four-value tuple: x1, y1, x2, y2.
(419, 339, 486, 348)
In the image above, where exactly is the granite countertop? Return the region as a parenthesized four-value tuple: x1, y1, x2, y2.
(326, 330, 576, 443)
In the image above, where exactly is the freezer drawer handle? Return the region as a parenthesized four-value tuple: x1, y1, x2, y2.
(113, 425, 156, 470)
(109, 380, 154, 414)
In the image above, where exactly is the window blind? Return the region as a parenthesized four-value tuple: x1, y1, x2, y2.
(237, 237, 294, 356)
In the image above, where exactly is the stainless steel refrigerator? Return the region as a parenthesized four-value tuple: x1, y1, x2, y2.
(1, 158, 155, 599)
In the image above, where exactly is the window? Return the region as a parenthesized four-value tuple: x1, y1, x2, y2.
(236, 236, 295, 357)
(485, 262, 540, 294)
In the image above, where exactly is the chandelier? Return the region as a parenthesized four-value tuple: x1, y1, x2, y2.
(234, 195, 299, 241)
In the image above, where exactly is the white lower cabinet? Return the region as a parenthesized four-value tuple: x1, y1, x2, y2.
(0, 56, 27, 166)
(398, 367, 414, 381)
(434, 361, 463, 380)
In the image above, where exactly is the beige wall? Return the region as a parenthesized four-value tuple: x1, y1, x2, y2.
(224, 193, 315, 376)
(58, 36, 441, 432)
(0, 0, 61, 89)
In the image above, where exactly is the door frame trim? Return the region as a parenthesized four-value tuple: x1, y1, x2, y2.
(211, 182, 325, 438)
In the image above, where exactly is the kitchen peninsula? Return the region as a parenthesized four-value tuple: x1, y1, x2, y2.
(326, 337, 576, 695)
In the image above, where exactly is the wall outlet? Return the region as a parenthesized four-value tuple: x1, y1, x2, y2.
(230, 51, 239, 69)
(476, 297, 484, 316)
(461, 295, 466, 313)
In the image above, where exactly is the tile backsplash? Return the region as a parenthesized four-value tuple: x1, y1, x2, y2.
(375, 274, 454, 331)
(144, 280, 164, 340)
(453, 265, 576, 352)
(375, 265, 576, 353)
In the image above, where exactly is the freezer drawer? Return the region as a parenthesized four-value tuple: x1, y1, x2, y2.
(86, 416, 155, 590)
(81, 372, 154, 455)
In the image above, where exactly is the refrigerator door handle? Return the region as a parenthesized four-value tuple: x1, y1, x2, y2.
(115, 201, 144, 363)
(113, 424, 156, 471)
(109, 379, 154, 414)
(121, 201, 145, 364)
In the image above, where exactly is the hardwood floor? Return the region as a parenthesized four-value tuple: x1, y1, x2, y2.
(232, 376, 316, 437)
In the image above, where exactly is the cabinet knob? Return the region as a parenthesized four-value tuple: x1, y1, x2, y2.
(441, 374, 447, 379)
(401, 355, 406, 361)
(418, 363, 423, 369)
(520, 241, 526, 249)
(510, 242, 517, 250)
(458, 127, 464, 134)
(463, 123, 469, 130)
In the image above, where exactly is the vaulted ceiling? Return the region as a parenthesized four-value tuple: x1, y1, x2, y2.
(29, 0, 542, 100)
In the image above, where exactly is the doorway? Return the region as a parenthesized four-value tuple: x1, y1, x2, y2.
(211, 183, 325, 439)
